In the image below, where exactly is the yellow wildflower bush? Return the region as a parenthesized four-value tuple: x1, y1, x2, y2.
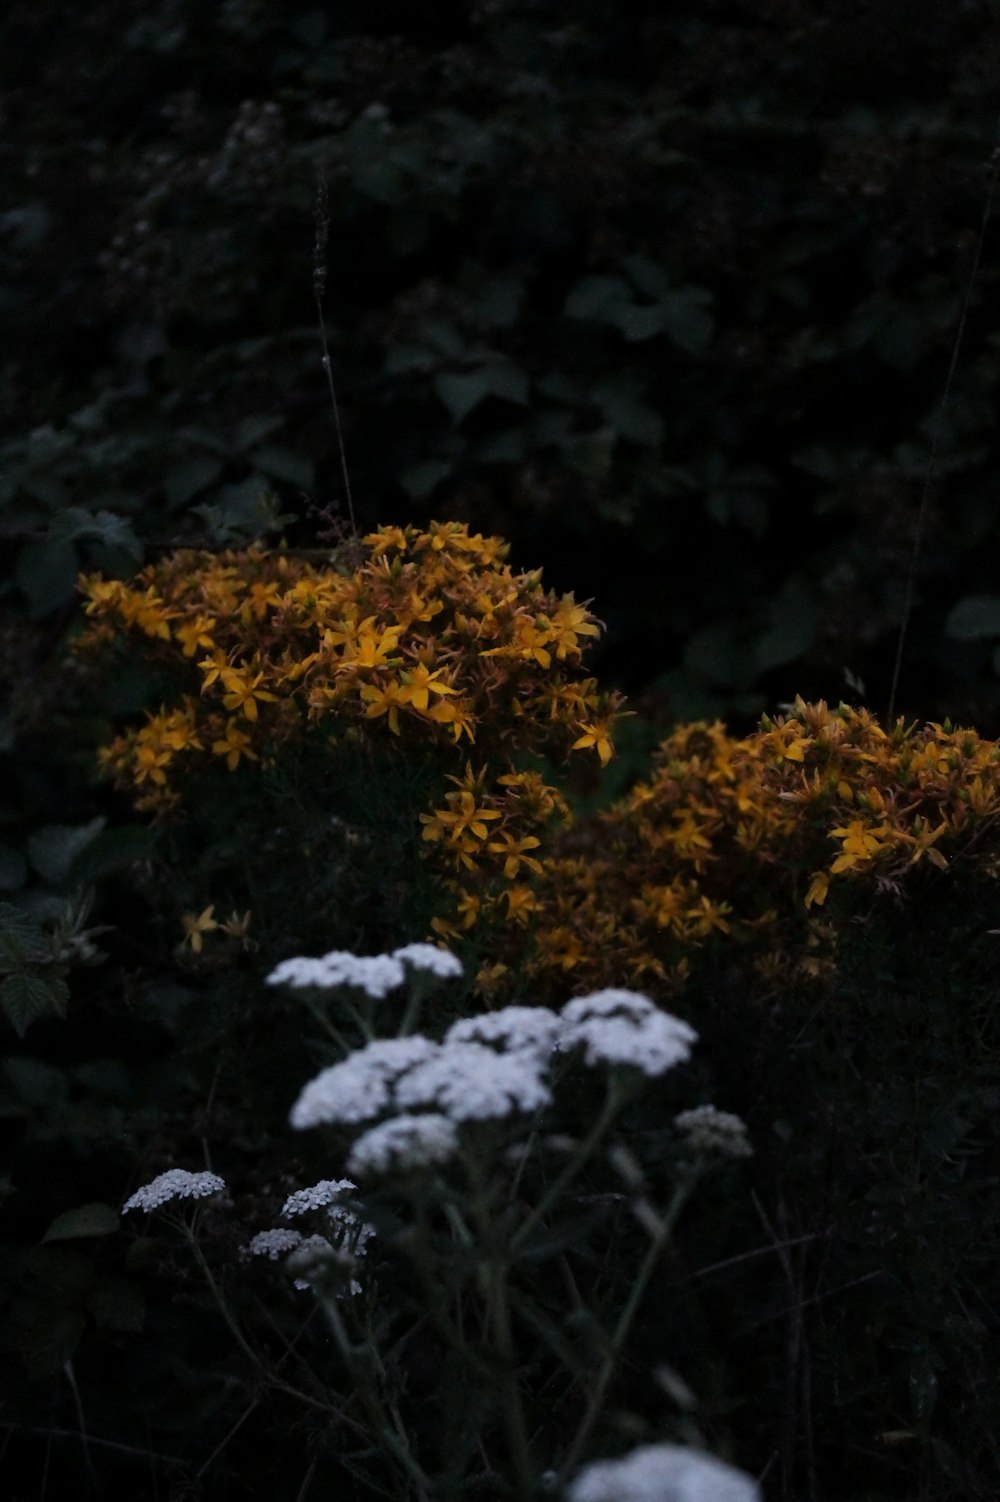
(524, 697, 1000, 997)
(77, 522, 622, 939)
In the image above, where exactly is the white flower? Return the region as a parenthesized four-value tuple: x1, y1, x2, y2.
(281, 1178, 357, 1217)
(290, 1036, 438, 1129)
(566, 1443, 760, 1502)
(396, 1041, 551, 1121)
(393, 943, 463, 980)
(348, 1112, 459, 1177)
(674, 1105, 753, 1160)
(267, 950, 406, 997)
(559, 991, 697, 1077)
(122, 1169, 226, 1214)
(446, 1006, 561, 1058)
(267, 956, 339, 988)
(242, 1228, 304, 1260)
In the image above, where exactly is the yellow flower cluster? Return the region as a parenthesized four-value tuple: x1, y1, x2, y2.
(523, 697, 1000, 997)
(77, 522, 622, 930)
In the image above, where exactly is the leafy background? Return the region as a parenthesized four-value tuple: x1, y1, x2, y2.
(3, 1, 1000, 1498)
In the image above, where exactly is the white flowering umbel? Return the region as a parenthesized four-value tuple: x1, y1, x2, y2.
(122, 1169, 226, 1214)
(396, 1041, 552, 1121)
(290, 1036, 438, 1128)
(566, 1444, 760, 1502)
(674, 1106, 753, 1161)
(446, 1005, 562, 1059)
(348, 1112, 459, 1177)
(280, 1178, 357, 1217)
(559, 990, 697, 1076)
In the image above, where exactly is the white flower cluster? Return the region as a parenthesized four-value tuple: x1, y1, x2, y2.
(394, 943, 464, 980)
(266, 942, 463, 997)
(288, 985, 707, 1175)
(348, 1113, 459, 1177)
(567, 1443, 760, 1502)
(242, 1227, 304, 1261)
(559, 991, 698, 1076)
(674, 1105, 753, 1160)
(446, 1005, 562, 1058)
(280, 1178, 357, 1217)
(291, 1037, 439, 1129)
(396, 1042, 551, 1121)
(122, 1169, 226, 1214)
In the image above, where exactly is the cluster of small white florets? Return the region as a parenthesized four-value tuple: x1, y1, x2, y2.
(566, 1442, 760, 1502)
(122, 1169, 226, 1214)
(288, 985, 731, 1179)
(674, 1105, 754, 1160)
(266, 942, 463, 997)
(242, 1177, 375, 1294)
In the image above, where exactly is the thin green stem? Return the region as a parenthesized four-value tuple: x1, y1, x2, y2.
(555, 1179, 693, 1484)
(509, 1086, 624, 1257)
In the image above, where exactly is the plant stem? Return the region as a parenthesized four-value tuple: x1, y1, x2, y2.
(555, 1179, 692, 1484)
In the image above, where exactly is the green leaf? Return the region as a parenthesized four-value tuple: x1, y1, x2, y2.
(434, 364, 529, 423)
(234, 414, 285, 451)
(88, 1276, 145, 1333)
(27, 818, 105, 885)
(251, 446, 315, 488)
(1, 972, 69, 1035)
(164, 457, 225, 509)
(945, 595, 1000, 641)
(67, 823, 158, 883)
(15, 539, 79, 616)
(42, 1202, 120, 1243)
(564, 274, 632, 321)
(658, 287, 714, 354)
(0, 902, 50, 964)
(0, 845, 27, 892)
(755, 581, 818, 674)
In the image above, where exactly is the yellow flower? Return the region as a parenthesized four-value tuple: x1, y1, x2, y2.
(219, 666, 279, 721)
(175, 614, 217, 658)
(396, 662, 457, 713)
(572, 718, 615, 765)
(181, 905, 219, 953)
(211, 719, 258, 771)
(360, 679, 407, 734)
(829, 819, 892, 873)
(804, 871, 829, 908)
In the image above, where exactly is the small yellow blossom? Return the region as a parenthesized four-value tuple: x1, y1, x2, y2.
(182, 905, 219, 953)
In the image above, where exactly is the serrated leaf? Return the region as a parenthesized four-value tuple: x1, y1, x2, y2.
(1, 972, 69, 1035)
(42, 1202, 120, 1243)
(0, 902, 50, 964)
(945, 595, 1000, 641)
(88, 1277, 145, 1332)
(27, 818, 105, 885)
